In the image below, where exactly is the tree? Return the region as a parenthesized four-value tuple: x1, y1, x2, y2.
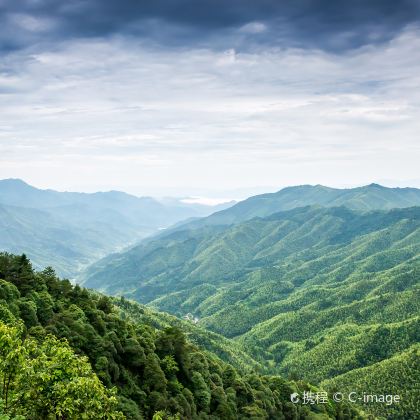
(0, 321, 124, 419)
(190, 372, 211, 412)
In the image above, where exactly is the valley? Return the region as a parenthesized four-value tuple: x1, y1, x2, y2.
(80, 184, 420, 418)
(0, 179, 231, 278)
(1, 182, 419, 419)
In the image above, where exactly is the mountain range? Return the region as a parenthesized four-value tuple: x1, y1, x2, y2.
(1, 180, 419, 418)
(171, 183, 420, 229)
(0, 179, 232, 277)
(81, 183, 420, 418)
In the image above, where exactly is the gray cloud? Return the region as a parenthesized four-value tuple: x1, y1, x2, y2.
(0, 27, 419, 194)
(1, 0, 420, 52)
(1, 1, 419, 196)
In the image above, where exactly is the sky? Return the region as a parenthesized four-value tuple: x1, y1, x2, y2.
(1, 0, 420, 199)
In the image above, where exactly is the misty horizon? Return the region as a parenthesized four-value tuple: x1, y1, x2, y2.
(2, 177, 420, 204)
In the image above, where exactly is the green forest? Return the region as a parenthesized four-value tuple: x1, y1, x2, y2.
(0, 253, 364, 419)
(82, 204, 420, 418)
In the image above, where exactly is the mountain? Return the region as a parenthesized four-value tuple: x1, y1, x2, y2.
(82, 205, 419, 301)
(178, 183, 420, 229)
(82, 204, 420, 418)
(0, 179, 231, 277)
(0, 253, 362, 419)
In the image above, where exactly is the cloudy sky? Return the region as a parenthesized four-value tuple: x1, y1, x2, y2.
(1, 0, 420, 198)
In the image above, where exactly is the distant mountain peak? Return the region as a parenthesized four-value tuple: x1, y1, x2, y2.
(278, 184, 335, 193)
(365, 183, 386, 189)
(0, 178, 36, 192)
(0, 178, 31, 186)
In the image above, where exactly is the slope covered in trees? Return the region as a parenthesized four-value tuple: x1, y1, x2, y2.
(82, 206, 420, 418)
(82, 205, 419, 305)
(0, 322, 123, 419)
(0, 253, 361, 419)
(0, 179, 230, 277)
(114, 297, 264, 374)
(321, 344, 419, 419)
(168, 184, 420, 230)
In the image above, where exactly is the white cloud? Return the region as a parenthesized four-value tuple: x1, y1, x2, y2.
(9, 13, 56, 32)
(0, 28, 419, 194)
(181, 197, 234, 206)
(239, 22, 267, 34)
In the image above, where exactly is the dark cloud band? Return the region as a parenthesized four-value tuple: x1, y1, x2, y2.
(1, 0, 420, 52)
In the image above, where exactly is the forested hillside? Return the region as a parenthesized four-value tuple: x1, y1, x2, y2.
(0, 253, 362, 419)
(0, 179, 229, 277)
(113, 297, 264, 374)
(321, 344, 419, 420)
(83, 205, 420, 418)
(171, 184, 420, 229)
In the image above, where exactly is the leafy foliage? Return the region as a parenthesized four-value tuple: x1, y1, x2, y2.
(114, 296, 265, 373)
(0, 322, 122, 419)
(0, 253, 361, 419)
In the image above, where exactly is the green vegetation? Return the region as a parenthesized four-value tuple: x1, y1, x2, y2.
(3, 180, 419, 278)
(114, 297, 265, 373)
(0, 253, 361, 419)
(0, 322, 122, 419)
(321, 344, 420, 419)
(3, 182, 420, 418)
(83, 205, 420, 418)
